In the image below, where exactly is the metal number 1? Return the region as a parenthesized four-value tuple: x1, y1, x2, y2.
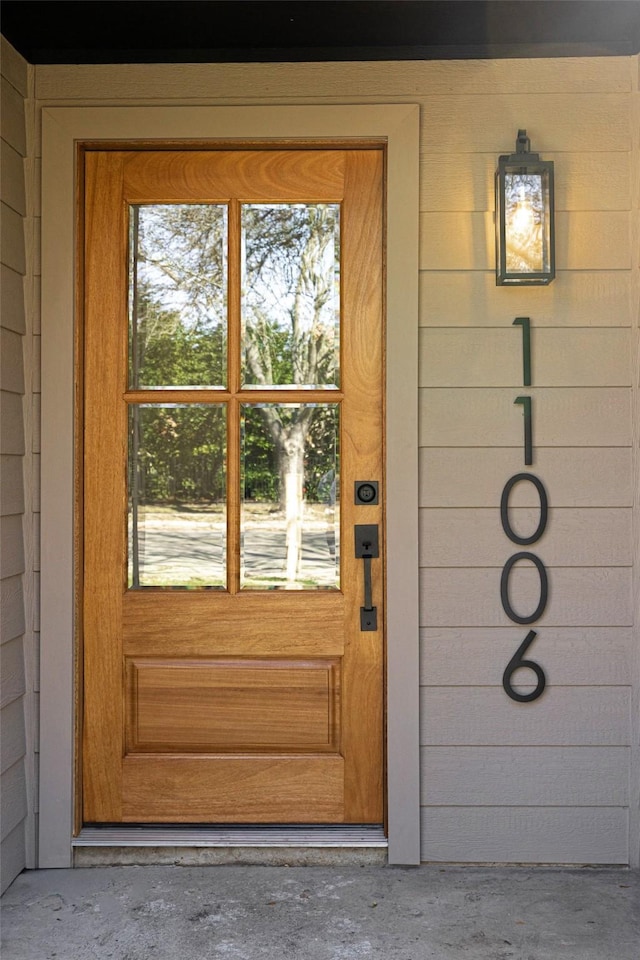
(514, 396, 533, 466)
(513, 316, 531, 386)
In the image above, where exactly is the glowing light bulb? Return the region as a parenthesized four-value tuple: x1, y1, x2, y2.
(510, 194, 534, 238)
(505, 185, 542, 273)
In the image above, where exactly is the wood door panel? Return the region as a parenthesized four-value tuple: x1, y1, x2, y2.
(122, 150, 346, 202)
(342, 633, 384, 822)
(82, 147, 384, 826)
(82, 151, 128, 824)
(126, 658, 341, 753)
(123, 591, 345, 656)
(338, 150, 385, 823)
(122, 756, 344, 823)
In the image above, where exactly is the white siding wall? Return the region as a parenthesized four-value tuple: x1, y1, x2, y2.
(0, 38, 36, 893)
(32, 54, 640, 865)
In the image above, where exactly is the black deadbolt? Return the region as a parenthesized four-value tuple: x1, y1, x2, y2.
(355, 481, 379, 505)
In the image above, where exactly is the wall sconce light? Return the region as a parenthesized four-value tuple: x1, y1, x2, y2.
(495, 129, 555, 285)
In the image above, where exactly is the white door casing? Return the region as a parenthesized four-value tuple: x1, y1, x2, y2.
(39, 104, 420, 866)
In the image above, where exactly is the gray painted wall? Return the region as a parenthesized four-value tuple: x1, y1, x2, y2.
(1, 37, 37, 894)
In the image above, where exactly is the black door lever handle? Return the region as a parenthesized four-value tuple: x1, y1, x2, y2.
(355, 525, 379, 631)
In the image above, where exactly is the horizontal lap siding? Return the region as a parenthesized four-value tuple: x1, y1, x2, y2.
(421, 568, 633, 626)
(421, 152, 631, 212)
(420, 329, 631, 386)
(420, 808, 629, 864)
(420, 508, 633, 566)
(34, 59, 632, 101)
(421, 211, 631, 270)
(417, 59, 635, 864)
(420, 447, 633, 506)
(33, 53, 639, 866)
(420, 628, 632, 686)
(420, 688, 630, 746)
(1, 38, 30, 893)
(421, 747, 630, 805)
(420, 388, 632, 446)
(421, 272, 632, 326)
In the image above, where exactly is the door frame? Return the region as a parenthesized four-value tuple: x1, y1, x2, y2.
(39, 103, 420, 866)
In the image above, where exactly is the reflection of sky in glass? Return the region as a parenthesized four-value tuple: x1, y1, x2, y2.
(134, 204, 227, 321)
(128, 204, 227, 389)
(504, 174, 549, 274)
(241, 204, 340, 389)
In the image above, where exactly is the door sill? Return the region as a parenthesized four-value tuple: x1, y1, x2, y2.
(72, 825, 387, 866)
(74, 824, 386, 847)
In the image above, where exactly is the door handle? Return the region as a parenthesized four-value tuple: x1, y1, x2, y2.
(355, 524, 379, 631)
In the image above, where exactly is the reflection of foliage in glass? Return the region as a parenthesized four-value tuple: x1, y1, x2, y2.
(242, 204, 340, 388)
(241, 406, 277, 502)
(129, 204, 227, 388)
(128, 201, 342, 536)
(132, 294, 226, 390)
(241, 404, 339, 505)
(240, 204, 341, 528)
(306, 405, 340, 503)
(129, 405, 226, 505)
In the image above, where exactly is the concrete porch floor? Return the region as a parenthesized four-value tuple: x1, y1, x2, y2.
(2, 864, 639, 960)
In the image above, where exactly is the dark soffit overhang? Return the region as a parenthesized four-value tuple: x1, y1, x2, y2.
(2, 1, 640, 65)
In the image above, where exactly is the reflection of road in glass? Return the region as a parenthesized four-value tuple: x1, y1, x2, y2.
(128, 502, 340, 590)
(128, 506, 226, 588)
(243, 501, 340, 589)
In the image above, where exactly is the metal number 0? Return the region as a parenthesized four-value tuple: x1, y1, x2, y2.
(501, 473, 548, 545)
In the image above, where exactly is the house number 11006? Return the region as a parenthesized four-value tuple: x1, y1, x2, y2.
(501, 317, 547, 703)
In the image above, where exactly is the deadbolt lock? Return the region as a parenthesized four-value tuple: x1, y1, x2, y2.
(354, 480, 379, 505)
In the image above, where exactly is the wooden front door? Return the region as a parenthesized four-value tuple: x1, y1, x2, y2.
(81, 147, 384, 824)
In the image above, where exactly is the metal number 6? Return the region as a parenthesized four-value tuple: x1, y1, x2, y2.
(503, 630, 546, 702)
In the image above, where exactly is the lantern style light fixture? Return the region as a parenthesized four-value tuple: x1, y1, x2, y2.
(495, 129, 555, 285)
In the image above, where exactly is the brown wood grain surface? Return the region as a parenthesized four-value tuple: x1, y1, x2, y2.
(81, 146, 384, 824)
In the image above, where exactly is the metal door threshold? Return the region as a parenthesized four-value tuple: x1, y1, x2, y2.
(73, 825, 387, 848)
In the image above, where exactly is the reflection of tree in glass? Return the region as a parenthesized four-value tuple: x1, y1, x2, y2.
(130, 201, 341, 584)
(130, 204, 227, 388)
(242, 405, 338, 506)
(241, 404, 339, 587)
(132, 294, 226, 390)
(128, 404, 226, 589)
(130, 405, 226, 505)
(242, 204, 340, 388)
(241, 205, 340, 582)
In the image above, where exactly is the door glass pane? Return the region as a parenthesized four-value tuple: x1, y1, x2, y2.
(128, 404, 226, 589)
(241, 204, 340, 389)
(240, 403, 340, 590)
(128, 204, 227, 389)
